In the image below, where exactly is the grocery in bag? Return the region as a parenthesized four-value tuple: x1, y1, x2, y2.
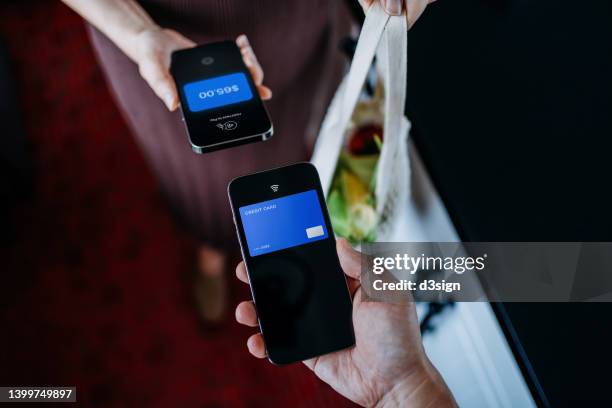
(311, 2, 411, 243)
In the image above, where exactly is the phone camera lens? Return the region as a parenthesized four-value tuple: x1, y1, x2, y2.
(201, 57, 214, 65)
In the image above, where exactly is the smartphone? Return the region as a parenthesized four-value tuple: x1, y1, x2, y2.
(228, 162, 355, 364)
(170, 41, 273, 154)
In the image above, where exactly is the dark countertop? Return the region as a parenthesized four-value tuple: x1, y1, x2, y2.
(406, 0, 612, 405)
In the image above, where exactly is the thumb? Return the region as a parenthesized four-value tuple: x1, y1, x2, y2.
(381, 0, 402, 15)
(139, 59, 179, 111)
(336, 238, 362, 280)
(358, 0, 374, 11)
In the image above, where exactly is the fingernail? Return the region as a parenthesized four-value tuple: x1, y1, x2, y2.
(247, 336, 255, 349)
(260, 86, 272, 100)
(165, 99, 173, 110)
(382, 0, 402, 15)
(236, 34, 248, 47)
(164, 92, 175, 110)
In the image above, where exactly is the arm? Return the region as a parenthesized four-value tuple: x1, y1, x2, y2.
(61, 0, 161, 63)
(62, 0, 271, 111)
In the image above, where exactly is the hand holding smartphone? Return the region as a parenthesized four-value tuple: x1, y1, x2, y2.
(171, 40, 273, 154)
(228, 163, 355, 364)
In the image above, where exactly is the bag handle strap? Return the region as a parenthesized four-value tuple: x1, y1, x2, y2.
(338, 2, 390, 131)
(315, 2, 391, 187)
(375, 11, 408, 211)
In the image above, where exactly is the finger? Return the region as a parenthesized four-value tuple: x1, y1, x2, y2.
(405, 0, 430, 29)
(302, 357, 317, 371)
(236, 34, 264, 86)
(346, 276, 361, 298)
(257, 85, 272, 100)
(247, 333, 267, 358)
(382, 0, 403, 15)
(336, 238, 362, 280)
(236, 261, 249, 284)
(243, 50, 264, 86)
(139, 60, 179, 111)
(235, 300, 258, 327)
(358, 0, 374, 11)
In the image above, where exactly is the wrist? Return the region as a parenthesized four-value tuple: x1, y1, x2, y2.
(125, 24, 162, 64)
(374, 358, 456, 408)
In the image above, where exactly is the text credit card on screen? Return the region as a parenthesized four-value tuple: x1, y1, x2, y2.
(239, 190, 329, 257)
(183, 72, 253, 112)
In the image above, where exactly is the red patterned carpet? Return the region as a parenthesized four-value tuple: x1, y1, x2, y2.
(0, 2, 354, 407)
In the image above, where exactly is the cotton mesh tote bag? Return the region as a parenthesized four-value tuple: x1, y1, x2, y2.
(311, 2, 410, 242)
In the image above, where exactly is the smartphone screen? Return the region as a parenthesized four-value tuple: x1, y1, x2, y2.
(228, 163, 355, 364)
(170, 41, 273, 154)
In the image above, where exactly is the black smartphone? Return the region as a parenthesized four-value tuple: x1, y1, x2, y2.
(170, 41, 273, 154)
(228, 162, 355, 365)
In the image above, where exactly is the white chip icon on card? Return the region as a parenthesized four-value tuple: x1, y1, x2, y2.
(306, 225, 324, 239)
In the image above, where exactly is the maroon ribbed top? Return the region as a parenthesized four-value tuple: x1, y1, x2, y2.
(87, 1, 350, 247)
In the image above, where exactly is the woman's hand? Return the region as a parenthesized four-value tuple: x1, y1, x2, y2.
(134, 30, 272, 111)
(358, 0, 436, 29)
(235, 239, 456, 407)
(62, 0, 271, 112)
(131, 28, 193, 111)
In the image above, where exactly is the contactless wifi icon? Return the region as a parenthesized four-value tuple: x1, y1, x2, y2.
(270, 185, 279, 192)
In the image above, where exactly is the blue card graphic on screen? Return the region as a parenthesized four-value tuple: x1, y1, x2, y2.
(184, 72, 253, 112)
(239, 190, 329, 257)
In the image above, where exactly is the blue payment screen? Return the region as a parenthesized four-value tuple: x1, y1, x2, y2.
(239, 190, 329, 257)
(184, 72, 253, 112)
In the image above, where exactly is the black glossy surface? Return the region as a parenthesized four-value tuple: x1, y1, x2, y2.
(407, 1, 612, 405)
(228, 163, 355, 365)
(170, 41, 272, 152)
